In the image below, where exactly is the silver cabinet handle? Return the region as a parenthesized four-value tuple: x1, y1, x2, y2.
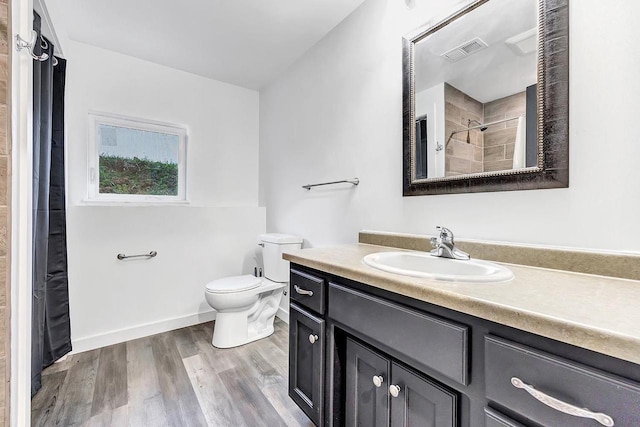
(372, 375, 384, 388)
(294, 285, 313, 296)
(309, 334, 319, 344)
(511, 377, 614, 426)
(389, 384, 401, 398)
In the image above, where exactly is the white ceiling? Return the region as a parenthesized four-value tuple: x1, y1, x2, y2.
(54, 0, 366, 90)
(415, 0, 538, 103)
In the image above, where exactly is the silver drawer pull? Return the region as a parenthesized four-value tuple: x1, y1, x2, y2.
(389, 384, 401, 398)
(294, 285, 313, 296)
(372, 375, 384, 388)
(511, 377, 614, 426)
(309, 334, 319, 344)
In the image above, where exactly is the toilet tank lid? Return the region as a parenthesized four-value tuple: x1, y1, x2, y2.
(260, 233, 303, 244)
(206, 275, 262, 293)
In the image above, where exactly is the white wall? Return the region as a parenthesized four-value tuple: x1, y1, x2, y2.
(415, 83, 445, 178)
(67, 41, 260, 207)
(65, 41, 265, 351)
(67, 207, 265, 352)
(259, 0, 640, 253)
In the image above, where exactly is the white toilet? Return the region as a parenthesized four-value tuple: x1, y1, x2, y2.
(204, 233, 303, 348)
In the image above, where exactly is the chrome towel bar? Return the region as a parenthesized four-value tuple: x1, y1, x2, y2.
(117, 251, 157, 260)
(302, 178, 359, 190)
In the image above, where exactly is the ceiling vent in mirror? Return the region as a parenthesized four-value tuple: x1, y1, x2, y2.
(505, 28, 537, 56)
(441, 37, 488, 62)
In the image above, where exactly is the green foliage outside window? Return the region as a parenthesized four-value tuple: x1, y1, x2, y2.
(99, 155, 178, 196)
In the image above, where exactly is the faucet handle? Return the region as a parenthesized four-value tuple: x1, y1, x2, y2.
(436, 226, 455, 243)
(429, 236, 439, 248)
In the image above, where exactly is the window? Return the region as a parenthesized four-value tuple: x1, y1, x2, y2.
(88, 113, 187, 203)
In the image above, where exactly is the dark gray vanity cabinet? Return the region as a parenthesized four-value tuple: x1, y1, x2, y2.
(289, 303, 325, 426)
(346, 337, 458, 427)
(288, 264, 640, 427)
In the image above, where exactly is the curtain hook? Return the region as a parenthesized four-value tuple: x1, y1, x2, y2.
(39, 34, 58, 66)
(16, 30, 49, 62)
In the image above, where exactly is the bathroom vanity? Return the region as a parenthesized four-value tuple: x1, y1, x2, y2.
(285, 244, 640, 427)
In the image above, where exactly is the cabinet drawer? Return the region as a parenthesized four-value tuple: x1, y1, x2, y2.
(290, 269, 325, 314)
(329, 282, 469, 385)
(484, 408, 525, 427)
(485, 335, 640, 427)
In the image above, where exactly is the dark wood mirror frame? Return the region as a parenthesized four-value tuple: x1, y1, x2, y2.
(402, 0, 569, 196)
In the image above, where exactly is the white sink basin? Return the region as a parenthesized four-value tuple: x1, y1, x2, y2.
(363, 251, 514, 283)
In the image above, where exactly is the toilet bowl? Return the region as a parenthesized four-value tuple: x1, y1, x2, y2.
(204, 233, 303, 348)
(205, 275, 285, 348)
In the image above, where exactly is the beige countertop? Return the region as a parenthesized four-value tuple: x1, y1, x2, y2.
(284, 243, 640, 365)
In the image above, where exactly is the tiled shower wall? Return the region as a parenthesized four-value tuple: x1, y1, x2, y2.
(444, 83, 483, 176)
(483, 91, 526, 172)
(444, 83, 526, 174)
(0, 0, 9, 423)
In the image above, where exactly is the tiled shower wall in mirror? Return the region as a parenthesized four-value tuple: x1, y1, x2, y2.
(483, 91, 527, 172)
(444, 82, 527, 175)
(444, 83, 484, 176)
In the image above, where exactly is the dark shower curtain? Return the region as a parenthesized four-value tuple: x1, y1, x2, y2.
(415, 116, 428, 179)
(31, 12, 71, 397)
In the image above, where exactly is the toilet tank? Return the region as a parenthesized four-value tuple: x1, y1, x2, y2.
(260, 233, 303, 283)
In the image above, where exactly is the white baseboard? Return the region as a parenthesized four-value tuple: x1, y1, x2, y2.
(276, 306, 289, 324)
(71, 310, 217, 354)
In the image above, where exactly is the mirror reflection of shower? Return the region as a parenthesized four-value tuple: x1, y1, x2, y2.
(416, 82, 536, 178)
(411, 0, 538, 179)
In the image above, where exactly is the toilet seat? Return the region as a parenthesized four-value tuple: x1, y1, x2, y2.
(205, 275, 262, 294)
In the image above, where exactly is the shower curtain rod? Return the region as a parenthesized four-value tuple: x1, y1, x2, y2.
(451, 114, 525, 135)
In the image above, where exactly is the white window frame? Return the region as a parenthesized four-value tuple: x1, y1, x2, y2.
(87, 112, 188, 204)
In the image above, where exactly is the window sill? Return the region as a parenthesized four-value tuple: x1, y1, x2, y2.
(81, 199, 191, 207)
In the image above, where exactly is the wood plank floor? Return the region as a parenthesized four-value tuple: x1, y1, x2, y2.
(31, 319, 314, 427)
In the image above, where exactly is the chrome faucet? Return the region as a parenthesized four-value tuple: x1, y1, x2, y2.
(430, 226, 470, 260)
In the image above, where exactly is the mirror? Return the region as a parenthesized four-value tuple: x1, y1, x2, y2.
(403, 0, 569, 196)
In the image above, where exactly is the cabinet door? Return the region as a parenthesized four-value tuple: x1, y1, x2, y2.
(346, 338, 391, 427)
(289, 303, 325, 426)
(389, 363, 458, 427)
